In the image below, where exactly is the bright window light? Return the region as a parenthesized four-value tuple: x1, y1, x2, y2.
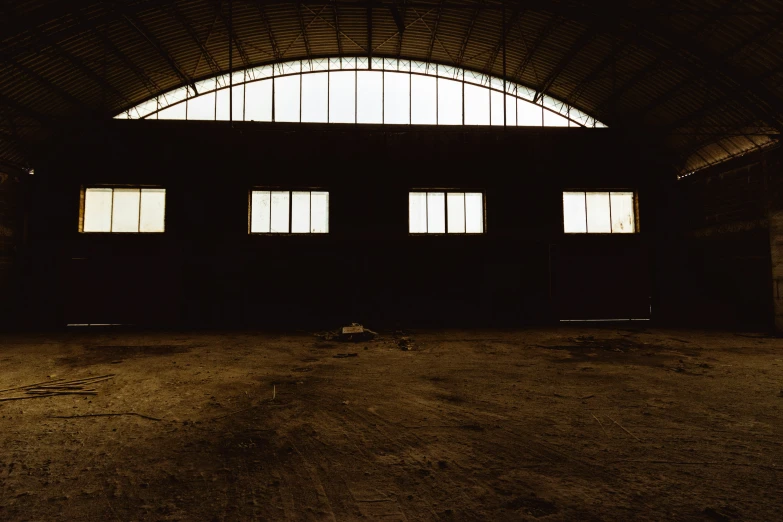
(82, 188, 166, 233)
(563, 191, 636, 234)
(120, 58, 607, 129)
(409, 191, 484, 234)
(250, 190, 329, 234)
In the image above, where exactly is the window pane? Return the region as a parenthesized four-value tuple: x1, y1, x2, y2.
(232, 84, 244, 121)
(216, 88, 230, 121)
(586, 192, 611, 233)
(187, 92, 215, 120)
(411, 74, 436, 125)
(157, 102, 186, 120)
(610, 192, 636, 233)
(518, 100, 542, 126)
(427, 192, 446, 233)
(270, 191, 290, 232)
(329, 71, 355, 123)
(112, 189, 141, 232)
(506, 95, 517, 125)
(384, 72, 410, 124)
(409, 192, 427, 233)
(251, 191, 271, 233)
(357, 71, 383, 123)
(291, 191, 311, 233)
(544, 109, 569, 127)
(139, 189, 165, 232)
(275, 76, 300, 122)
(563, 192, 587, 233)
(464, 84, 489, 125)
(301, 72, 328, 123)
(490, 90, 504, 126)
(447, 192, 465, 233)
(245, 80, 273, 121)
(465, 192, 484, 233)
(438, 78, 462, 125)
(83, 188, 113, 232)
(310, 191, 329, 233)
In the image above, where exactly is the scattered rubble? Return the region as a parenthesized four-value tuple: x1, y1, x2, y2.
(315, 323, 378, 343)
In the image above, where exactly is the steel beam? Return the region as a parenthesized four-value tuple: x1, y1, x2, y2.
(533, 19, 607, 103)
(511, 13, 560, 81)
(215, 0, 251, 69)
(5, 56, 89, 112)
(425, 0, 444, 64)
(253, 2, 281, 60)
(165, 4, 221, 75)
(636, 12, 783, 120)
(332, 0, 344, 55)
(121, 10, 198, 93)
(73, 10, 161, 99)
(456, 0, 482, 68)
(482, 4, 523, 75)
(297, 1, 313, 62)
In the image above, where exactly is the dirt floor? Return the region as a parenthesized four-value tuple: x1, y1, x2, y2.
(0, 326, 782, 521)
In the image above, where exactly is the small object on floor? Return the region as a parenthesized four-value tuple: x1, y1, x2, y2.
(339, 323, 378, 342)
(334, 353, 358, 358)
(398, 337, 414, 350)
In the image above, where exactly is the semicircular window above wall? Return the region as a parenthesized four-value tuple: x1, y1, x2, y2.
(115, 57, 606, 129)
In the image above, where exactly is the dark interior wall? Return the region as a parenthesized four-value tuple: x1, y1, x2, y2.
(658, 148, 780, 329)
(22, 120, 659, 329)
(0, 170, 27, 328)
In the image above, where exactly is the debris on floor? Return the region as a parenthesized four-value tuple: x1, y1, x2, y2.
(315, 323, 378, 342)
(333, 353, 358, 358)
(0, 374, 114, 402)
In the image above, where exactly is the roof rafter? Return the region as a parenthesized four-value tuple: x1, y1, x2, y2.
(391, 1, 406, 58)
(6, 56, 90, 112)
(561, 27, 636, 108)
(0, 93, 51, 124)
(592, 0, 783, 131)
(482, 4, 523, 75)
(296, 1, 313, 63)
(456, 0, 482, 68)
(2, 5, 130, 111)
(636, 12, 783, 120)
(332, 0, 343, 55)
(533, 21, 603, 103)
(214, 0, 251, 69)
(252, 2, 281, 60)
(425, 0, 444, 64)
(72, 10, 161, 100)
(120, 9, 198, 94)
(164, 3, 221, 75)
(511, 13, 560, 82)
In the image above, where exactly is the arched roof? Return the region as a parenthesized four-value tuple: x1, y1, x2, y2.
(2, 0, 782, 175)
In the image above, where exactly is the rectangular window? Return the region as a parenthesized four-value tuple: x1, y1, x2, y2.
(409, 191, 484, 234)
(81, 187, 165, 233)
(250, 190, 329, 234)
(563, 191, 636, 233)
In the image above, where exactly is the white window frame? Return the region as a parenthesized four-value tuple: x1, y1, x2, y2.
(79, 186, 166, 233)
(562, 190, 638, 234)
(248, 189, 330, 234)
(409, 190, 485, 234)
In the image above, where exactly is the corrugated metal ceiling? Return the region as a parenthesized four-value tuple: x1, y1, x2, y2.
(1, 0, 782, 175)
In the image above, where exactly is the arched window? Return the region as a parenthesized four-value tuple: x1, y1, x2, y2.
(116, 57, 606, 128)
